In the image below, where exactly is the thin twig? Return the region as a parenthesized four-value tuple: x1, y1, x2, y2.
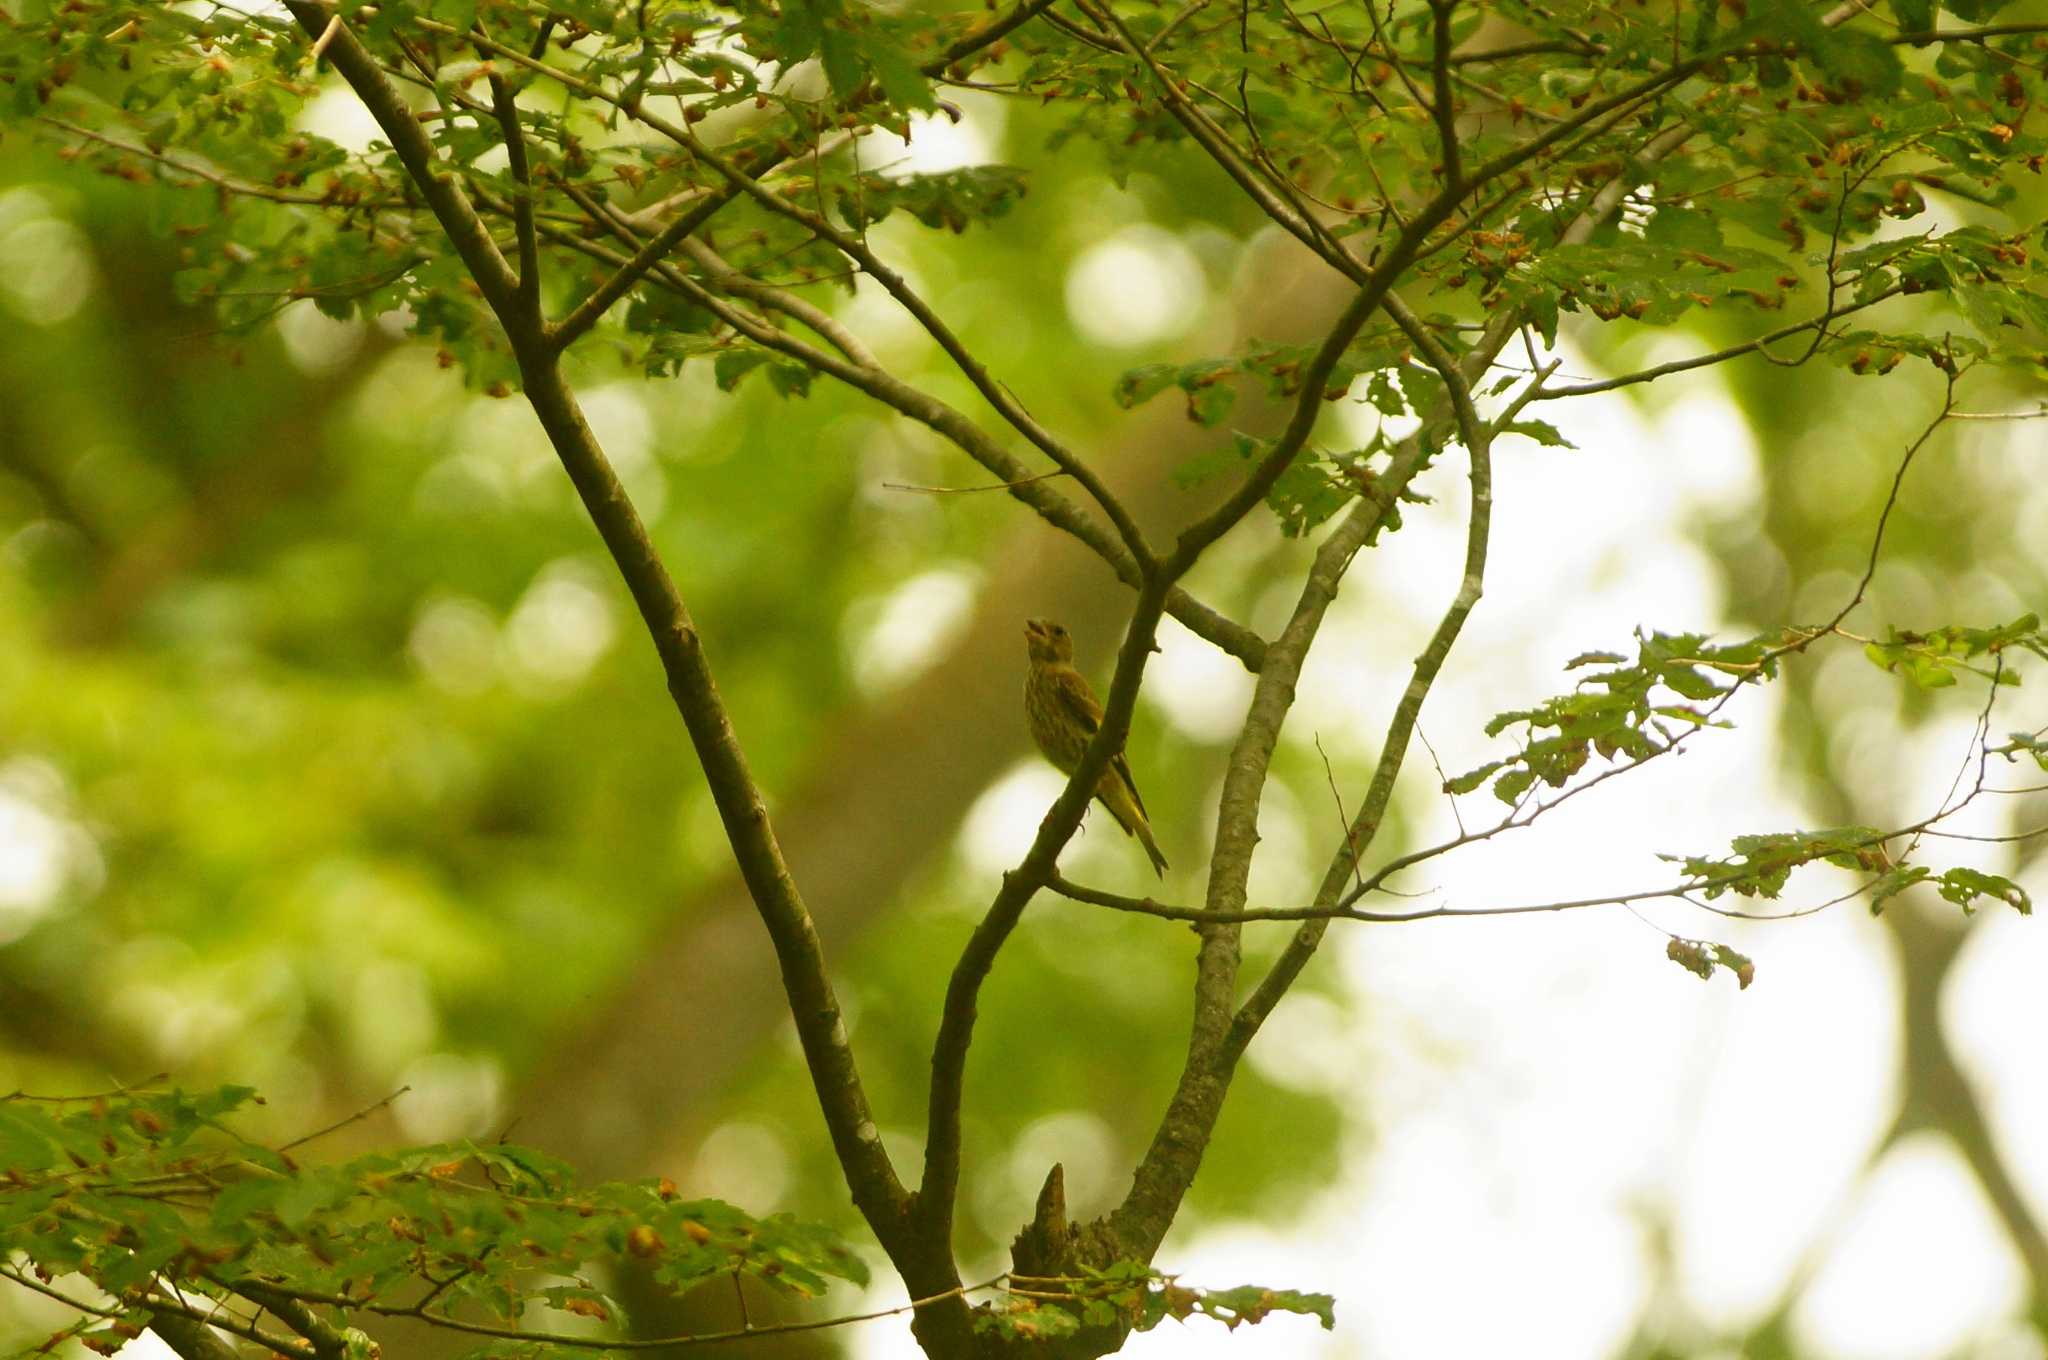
(276, 1087, 409, 1153)
(882, 471, 1073, 494)
(1415, 723, 1466, 837)
(1315, 734, 1366, 892)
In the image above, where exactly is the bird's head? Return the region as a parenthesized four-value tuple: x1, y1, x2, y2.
(1023, 617, 1074, 665)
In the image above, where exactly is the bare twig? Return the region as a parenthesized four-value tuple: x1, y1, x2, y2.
(1415, 723, 1467, 837)
(276, 1086, 408, 1153)
(1819, 363, 1959, 634)
(1534, 284, 1907, 400)
(1316, 734, 1366, 891)
(883, 471, 1074, 494)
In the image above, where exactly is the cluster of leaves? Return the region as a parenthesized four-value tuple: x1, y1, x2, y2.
(1115, 329, 1437, 428)
(1666, 938, 1757, 990)
(975, 1262, 1334, 1344)
(0, 0, 1034, 397)
(1488, 227, 1797, 336)
(1117, 330, 1474, 537)
(12, 0, 2048, 456)
(1863, 613, 2047, 688)
(1167, 432, 1363, 537)
(1170, 426, 1459, 539)
(1448, 630, 1780, 806)
(736, 0, 937, 111)
(1453, 612, 2045, 809)
(1822, 228, 2046, 376)
(833, 165, 1030, 233)
(1659, 823, 2032, 920)
(0, 1087, 867, 1359)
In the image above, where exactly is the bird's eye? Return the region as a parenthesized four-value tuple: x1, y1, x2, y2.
(1053, 625, 1066, 637)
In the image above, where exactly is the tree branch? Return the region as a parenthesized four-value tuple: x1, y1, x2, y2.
(1103, 293, 1494, 1256)
(219, 1272, 1012, 1352)
(674, 237, 881, 369)
(549, 186, 757, 354)
(1225, 299, 1495, 1061)
(658, 130, 1155, 568)
(926, 0, 1064, 71)
(1428, 0, 1463, 189)
(148, 1311, 259, 1360)
(229, 1281, 350, 1360)
(918, 576, 1174, 1262)
(1534, 284, 1906, 399)
(145, 1292, 316, 1360)
(485, 69, 540, 315)
(285, 2, 920, 1332)
(511, 352, 911, 1235)
(1082, 0, 1329, 257)
(534, 187, 1267, 671)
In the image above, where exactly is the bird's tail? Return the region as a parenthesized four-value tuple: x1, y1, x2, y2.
(1097, 777, 1169, 877)
(1133, 819, 1169, 877)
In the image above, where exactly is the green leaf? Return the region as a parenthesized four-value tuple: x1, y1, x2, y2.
(1810, 28, 1905, 97)
(870, 45, 936, 111)
(1115, 363, 1178, 409)
(1264, 453, 1356, 537)
(1500, 419, 1575, 450)
(1864, 615, 2045, 689)
(1185, 379, 1237, 427)
(766, 361, 814, 399)
(714, 349, 771, 391)
(835, 166, 1030, 233)
(1666, 938, 1755, 989)
(1937, 867, 2032, 915)
(1992, 731, 2048, 770)
(1887, 0, 1934, 30)
(0, 1106, 62, 1173)
(1443, 760, 1503, 796)
(1867, 864, 1931, 914)
(1454, 629, 1769, 802)
(1493, 767, 1536, 806)
(818, 28, 863, 99)
(773, 0, 824, 62)
(1666, 826, 1888, 900)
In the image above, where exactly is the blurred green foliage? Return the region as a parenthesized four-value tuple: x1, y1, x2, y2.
(4, 0, 2048, 1353)
(0, 64, 1348, 1274)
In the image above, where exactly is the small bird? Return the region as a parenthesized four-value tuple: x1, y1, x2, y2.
(1023, 618, 1169, 876)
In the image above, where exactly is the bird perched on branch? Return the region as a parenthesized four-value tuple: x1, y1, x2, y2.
(1023, 618, 1169, 877)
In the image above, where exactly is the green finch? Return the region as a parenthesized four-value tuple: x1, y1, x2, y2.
(1023, 618, 1169, 876)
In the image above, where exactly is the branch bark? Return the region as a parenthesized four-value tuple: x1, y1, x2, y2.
(1104, 293, 1497, 1259)
(148, 1312, 252, 1360)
